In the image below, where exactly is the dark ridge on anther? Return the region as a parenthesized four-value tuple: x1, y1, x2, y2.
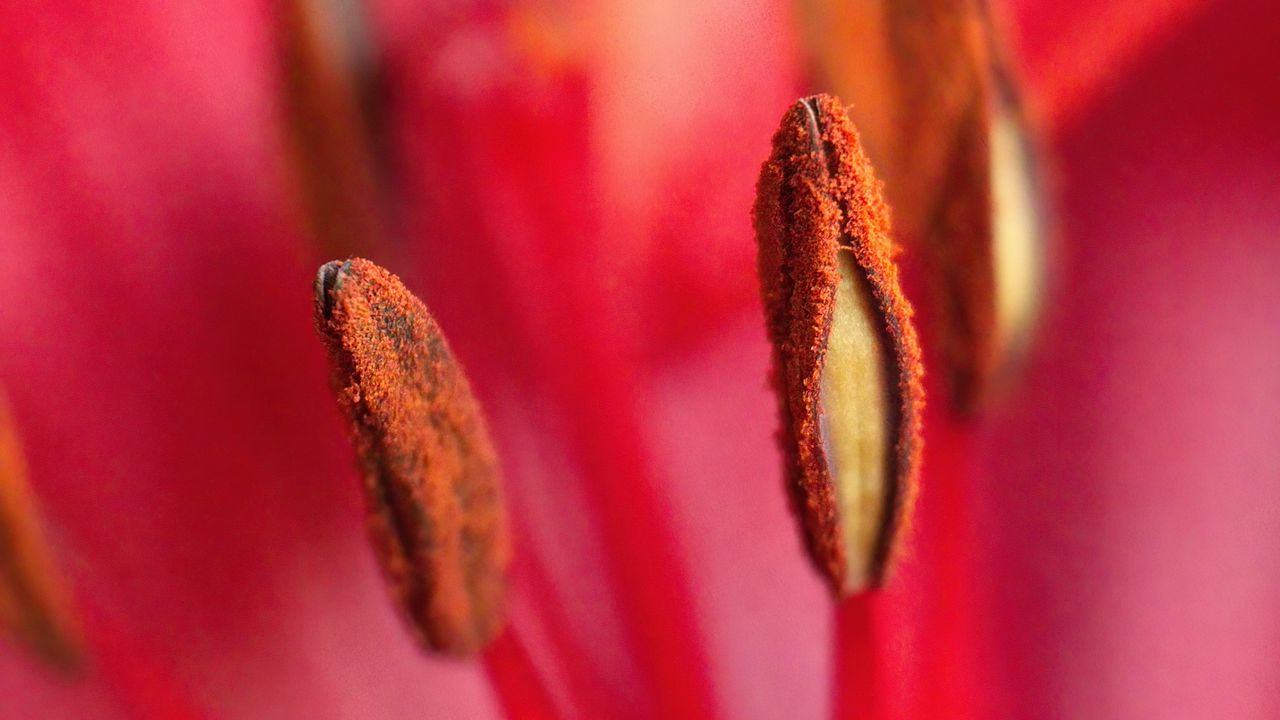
(315, 260, 349, 320)
(799, 96, 824, 154)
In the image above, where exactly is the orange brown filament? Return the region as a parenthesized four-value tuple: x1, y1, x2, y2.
(0, 395, 82, 671)
(279, 0, 385, 259)
(313, 258, 509, 655)
(753, 95, 924, 596)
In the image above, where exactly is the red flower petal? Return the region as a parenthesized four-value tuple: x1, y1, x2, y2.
(0, 3, 501, 716)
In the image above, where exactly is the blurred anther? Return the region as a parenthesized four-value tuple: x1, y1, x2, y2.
(0, 393, 82, 673)
(798, 0, 1048, 412)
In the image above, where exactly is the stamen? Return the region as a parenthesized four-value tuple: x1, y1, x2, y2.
(313, 258, 509, 655)
(752, 95, 925, 596)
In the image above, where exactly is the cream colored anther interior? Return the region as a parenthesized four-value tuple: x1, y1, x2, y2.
(991, 107, 1042, 362)
(819, 250, 892, 594)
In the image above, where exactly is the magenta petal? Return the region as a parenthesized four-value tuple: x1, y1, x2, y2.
(0, 3, 501, 717)
(640, 317, 834, 720)
(1006, 0, 1211, 130)
(983, 0, 1280, 716)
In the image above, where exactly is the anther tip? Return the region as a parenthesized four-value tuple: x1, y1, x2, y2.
(797, 95, 829, 153)
(315, 260, 350, 320)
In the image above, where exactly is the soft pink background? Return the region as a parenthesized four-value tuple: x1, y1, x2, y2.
(0, 1, 1277, 718)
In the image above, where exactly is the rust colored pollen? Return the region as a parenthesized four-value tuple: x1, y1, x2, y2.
(314, 258, 509, 655)
(753, 95, 925, 596)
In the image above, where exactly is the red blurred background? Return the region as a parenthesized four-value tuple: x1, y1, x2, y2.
(0, 1, 1277, 718)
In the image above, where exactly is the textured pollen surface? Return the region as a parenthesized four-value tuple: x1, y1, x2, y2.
(313, 258, 509, 655)
(753, 95, 925, 596)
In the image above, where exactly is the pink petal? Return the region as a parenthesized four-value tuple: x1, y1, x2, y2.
(982, 0, 1280, 716)
(0, 3, 501, 717)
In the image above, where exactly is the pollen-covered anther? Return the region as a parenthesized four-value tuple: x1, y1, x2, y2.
(313, 258, 510, 655)
(753, 95, 925, 596)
